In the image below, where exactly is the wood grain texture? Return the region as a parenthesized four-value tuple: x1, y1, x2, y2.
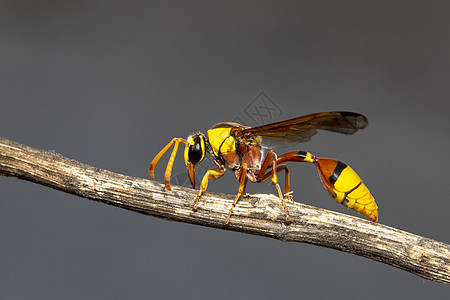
(1, 137, 449, 284)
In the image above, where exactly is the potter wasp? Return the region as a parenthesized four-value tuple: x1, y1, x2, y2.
(149, 111, 377, 226)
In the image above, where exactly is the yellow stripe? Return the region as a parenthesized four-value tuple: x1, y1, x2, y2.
(330, 164, 378, 222)
(333, 166, 361, 192)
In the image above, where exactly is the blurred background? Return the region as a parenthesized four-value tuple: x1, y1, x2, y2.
(1, 1, 449, 298)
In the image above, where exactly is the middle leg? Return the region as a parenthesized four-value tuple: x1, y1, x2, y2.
(224, 163, 248, 226)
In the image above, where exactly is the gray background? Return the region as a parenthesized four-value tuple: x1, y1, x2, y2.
(1, 1, 449, 299)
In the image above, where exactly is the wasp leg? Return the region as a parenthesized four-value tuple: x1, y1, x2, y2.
(149, 138, 188, 191)
(193, 166, 226, 211)
(257, 165, 292, 199)
(224, 163, 248, 226)
(256, 150, 291, 224)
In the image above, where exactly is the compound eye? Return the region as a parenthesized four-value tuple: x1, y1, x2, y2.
(188, 136, 204, 165)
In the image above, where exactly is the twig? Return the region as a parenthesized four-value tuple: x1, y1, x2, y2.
(1, 137, 449, 284)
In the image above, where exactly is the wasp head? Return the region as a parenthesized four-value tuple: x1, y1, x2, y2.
(184, 133, 207, 188)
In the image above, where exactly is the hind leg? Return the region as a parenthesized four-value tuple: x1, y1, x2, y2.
(256, 150, 292, 224)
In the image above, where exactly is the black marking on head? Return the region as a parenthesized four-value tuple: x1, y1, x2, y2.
(188, 135, 204, 165)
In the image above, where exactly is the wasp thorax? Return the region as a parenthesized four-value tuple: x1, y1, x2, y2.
(185, 133, 206, 165)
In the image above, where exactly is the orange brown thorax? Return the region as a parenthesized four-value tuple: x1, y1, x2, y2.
(207, 123, 262, 182)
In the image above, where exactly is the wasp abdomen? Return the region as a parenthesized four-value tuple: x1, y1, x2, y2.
(315, 158, 378, 222)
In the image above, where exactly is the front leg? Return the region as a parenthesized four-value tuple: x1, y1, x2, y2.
(193, 166, 226, 211)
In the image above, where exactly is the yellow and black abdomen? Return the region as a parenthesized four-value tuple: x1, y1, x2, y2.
(315, 158, 378, 222)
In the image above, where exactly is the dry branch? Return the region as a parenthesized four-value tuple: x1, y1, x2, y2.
(1, 137, 449, 283)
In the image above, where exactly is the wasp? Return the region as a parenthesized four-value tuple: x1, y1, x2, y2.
(149, 111, 378, 226)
